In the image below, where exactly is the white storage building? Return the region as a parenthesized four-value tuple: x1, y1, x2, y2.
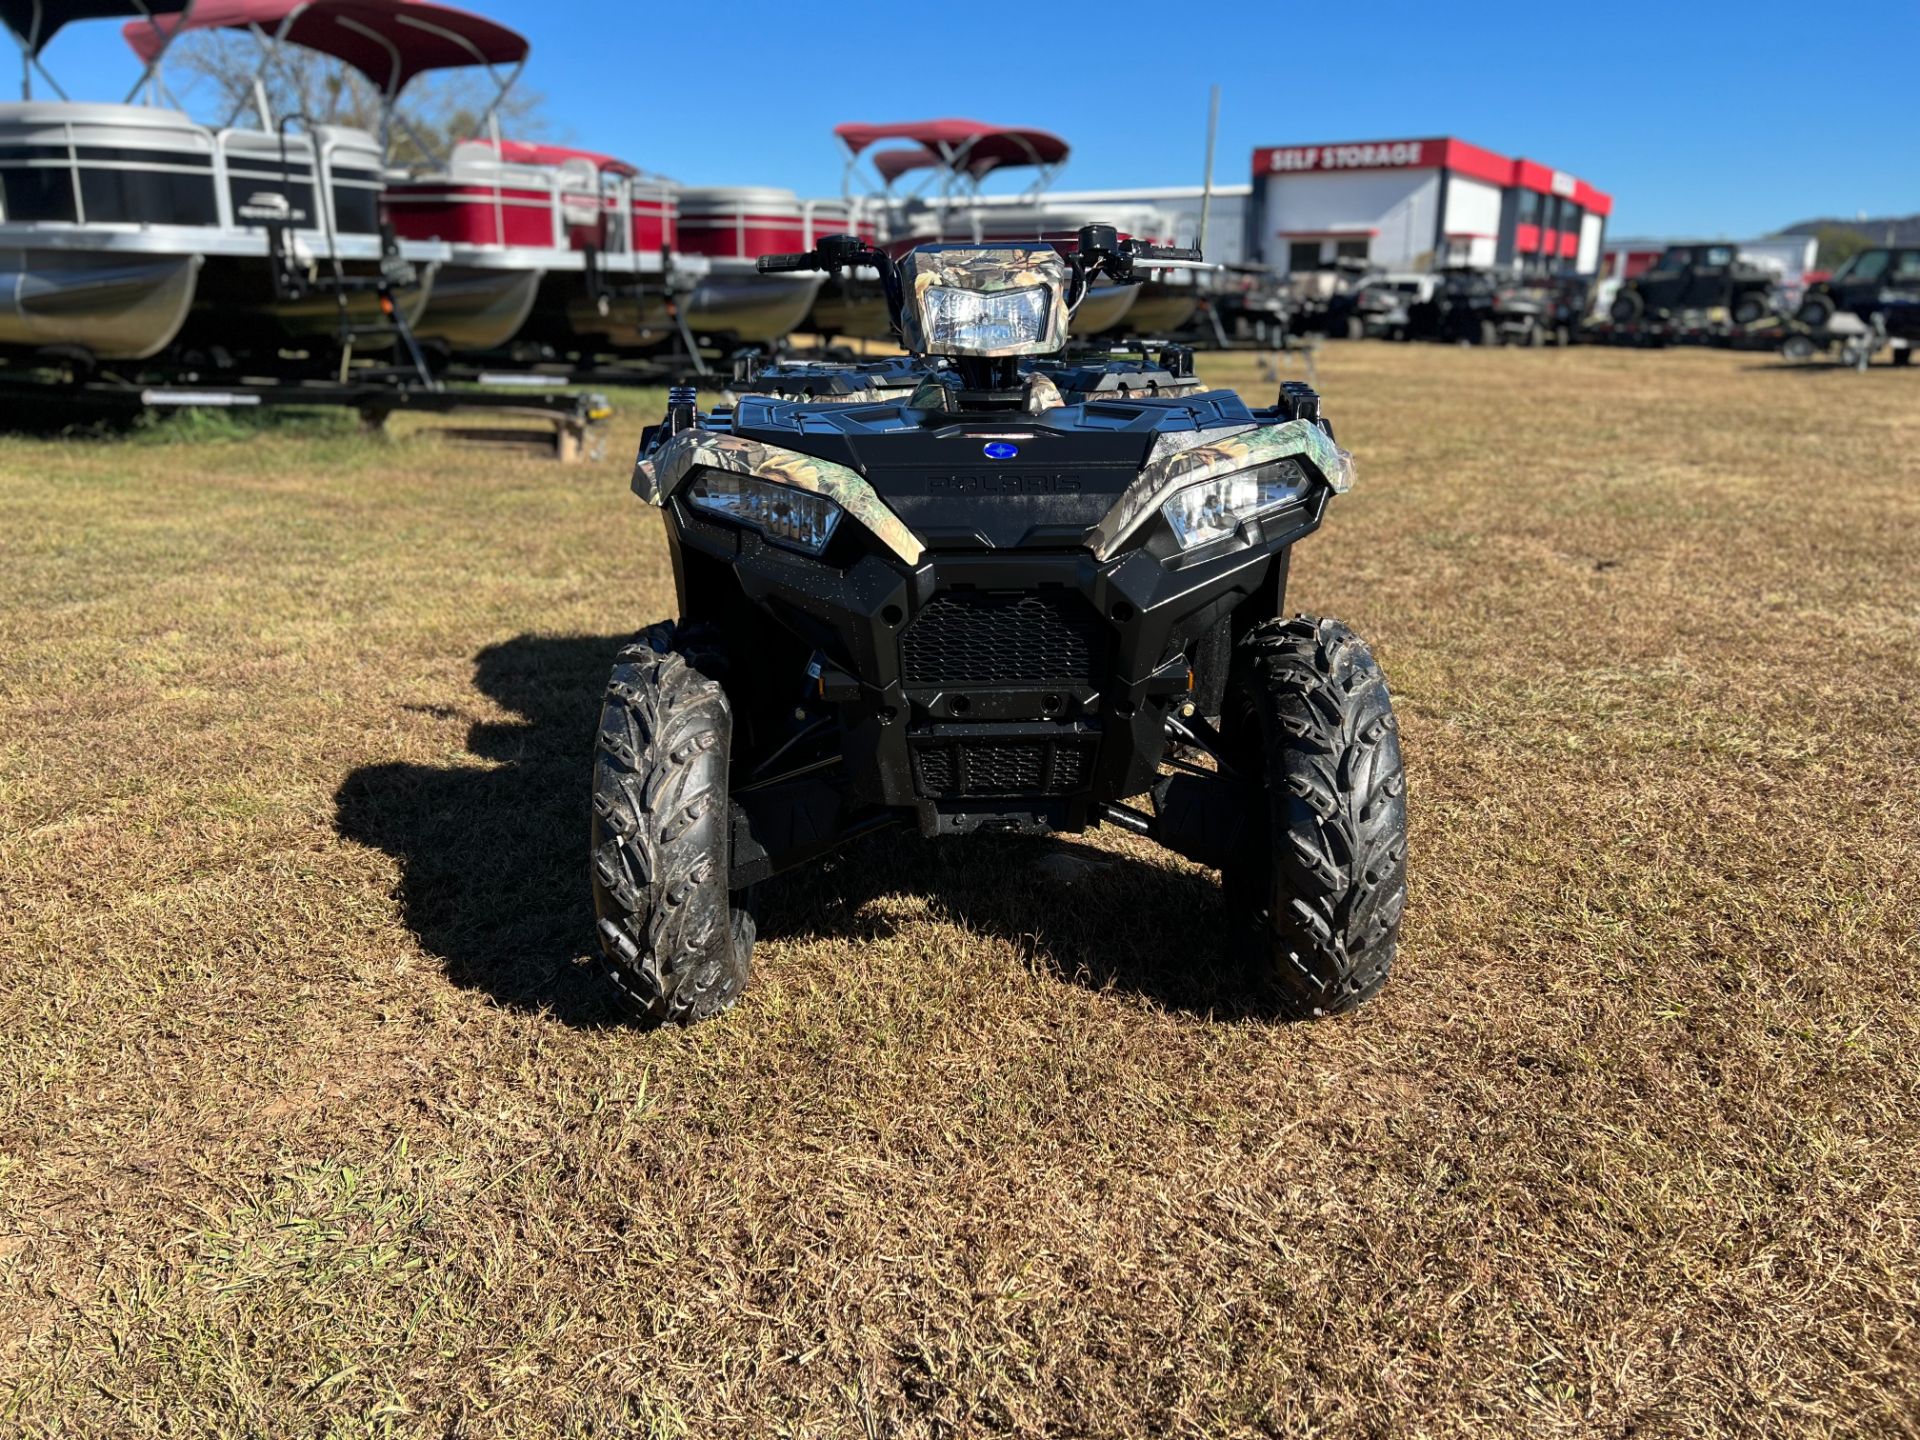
(1250, 137, 1613, 276)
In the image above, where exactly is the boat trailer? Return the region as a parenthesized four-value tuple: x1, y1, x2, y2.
(0, 373, 613, 462)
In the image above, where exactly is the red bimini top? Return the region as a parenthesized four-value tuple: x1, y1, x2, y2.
(472, 139, 640, 178)
(835, 118, 1070, 177)
(124, 0, 530, 97)
(870, 145, 939, 184)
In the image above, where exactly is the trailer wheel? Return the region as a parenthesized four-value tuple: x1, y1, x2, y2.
(1345, 316, 1365, 341)
(1554, 323, 1573, 347)
(1526, 319, 1546, 348)
(1478, 319, 1499, 347)
(1797, 295, 1835, 329)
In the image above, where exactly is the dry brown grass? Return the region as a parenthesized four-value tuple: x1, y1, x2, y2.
(1, 346, 1916, 1438)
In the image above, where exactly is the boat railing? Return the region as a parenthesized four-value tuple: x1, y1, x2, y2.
(214, 124, 391, 259)
(0, 102, 389, 251)
(382, 146, 689, 263)
(0, 104, 219, 230)
(386, 144, 589, 253)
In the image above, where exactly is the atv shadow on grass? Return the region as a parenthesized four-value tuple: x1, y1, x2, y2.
(333, 634, 629, 1028)
(335, 634, 1301, 1027)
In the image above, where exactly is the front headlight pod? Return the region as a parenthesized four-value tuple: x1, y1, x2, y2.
(686, 470, 843, 555)
(1160, 458, 1314, 550)
(921, 284, 1052, 352)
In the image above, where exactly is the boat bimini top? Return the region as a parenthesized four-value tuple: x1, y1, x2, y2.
(124, 0, 528, 154)
(2, 0, 193, 99)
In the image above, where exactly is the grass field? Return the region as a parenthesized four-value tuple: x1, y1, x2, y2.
(2, 345, 1916, 1438)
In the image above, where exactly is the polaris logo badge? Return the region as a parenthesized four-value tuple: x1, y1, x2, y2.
(982, 441, 1020, 460)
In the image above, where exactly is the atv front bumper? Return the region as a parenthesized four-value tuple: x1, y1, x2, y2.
(670, 494, 1321, 845)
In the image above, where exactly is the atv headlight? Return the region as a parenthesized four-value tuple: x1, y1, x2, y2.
(921, 284, 1052, 352)
(1161, 459, 1313, 550)
(686, 470, 843, 555)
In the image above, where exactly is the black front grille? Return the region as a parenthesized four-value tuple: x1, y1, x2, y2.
(913, 738, 1091, 798)
(900, 590, 1107, 690)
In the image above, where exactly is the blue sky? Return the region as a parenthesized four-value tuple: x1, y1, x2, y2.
(44, 0, 1920, 237)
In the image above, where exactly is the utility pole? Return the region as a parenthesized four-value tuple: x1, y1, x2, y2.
(1197, 85, 1221, 255)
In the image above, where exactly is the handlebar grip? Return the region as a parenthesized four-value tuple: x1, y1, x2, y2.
(1128, 244, 1204, 263)
(756, 251, 817, 273)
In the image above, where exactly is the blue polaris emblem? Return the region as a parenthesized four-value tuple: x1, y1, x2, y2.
(982, 441, 1019, 461)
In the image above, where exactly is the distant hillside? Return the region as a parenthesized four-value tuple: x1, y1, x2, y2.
(1779, 214, 1919, 243)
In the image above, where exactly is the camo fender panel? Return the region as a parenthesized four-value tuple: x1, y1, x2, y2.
(898, 247, 1072, 357)
(1087, 420, 1355, 561)
(636, 431, 924, 565)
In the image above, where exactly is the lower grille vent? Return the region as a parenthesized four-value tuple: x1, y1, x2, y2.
(912, 738, 1091, 799)
(900, 590, 1107, 689)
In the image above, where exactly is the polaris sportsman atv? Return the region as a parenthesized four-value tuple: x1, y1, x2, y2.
(593, 227, 1408, 1025)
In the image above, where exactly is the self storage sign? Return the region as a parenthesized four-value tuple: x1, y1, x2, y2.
(1256, 142, 1429, 173)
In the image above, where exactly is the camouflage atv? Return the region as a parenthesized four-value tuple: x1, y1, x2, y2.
(593, 227, 1408, 1025)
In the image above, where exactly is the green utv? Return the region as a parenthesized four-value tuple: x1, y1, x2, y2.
(593, 227, 1408, 1024)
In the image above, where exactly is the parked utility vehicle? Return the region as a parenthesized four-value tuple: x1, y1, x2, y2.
(1610, 244, 1776, 328)
(1796, 247, 1920, 338)
(1336, 274, 1439, 341)
(1416, 269, 1554, 346)
(594, 228, 1408, 1025)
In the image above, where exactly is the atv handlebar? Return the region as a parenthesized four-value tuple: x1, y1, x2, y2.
(1123, 241, 1204, 264)
(1067, 225, 1204, 295)
(752, 226, 1209, 340)
(755, 251, 824, 273)
(756, 233, 891, 276)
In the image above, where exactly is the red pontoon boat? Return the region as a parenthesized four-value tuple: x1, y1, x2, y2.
(461, 139, 697, 356)
(130, 0, 711, 359)
(674, 186, 830, 346)
(128, 0, 556, 354)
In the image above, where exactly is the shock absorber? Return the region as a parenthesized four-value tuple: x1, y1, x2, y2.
(666, 384, 697, 435)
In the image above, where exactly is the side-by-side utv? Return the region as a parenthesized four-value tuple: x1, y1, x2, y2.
(1610, 243, 1777, 329)
(1415, 269, 1555, 346)
(592, 228, 1408, 1026)
(1796, 247, 1920, 362)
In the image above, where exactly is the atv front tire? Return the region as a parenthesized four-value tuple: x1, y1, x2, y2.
(590, 622, 755, 1025)
(1224, 617, 1408, 1018)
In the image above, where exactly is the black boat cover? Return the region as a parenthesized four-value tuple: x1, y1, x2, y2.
(0, 0, 191, 54)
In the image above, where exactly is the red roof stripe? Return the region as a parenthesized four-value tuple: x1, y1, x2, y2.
(1435, 137, 1513, 189)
